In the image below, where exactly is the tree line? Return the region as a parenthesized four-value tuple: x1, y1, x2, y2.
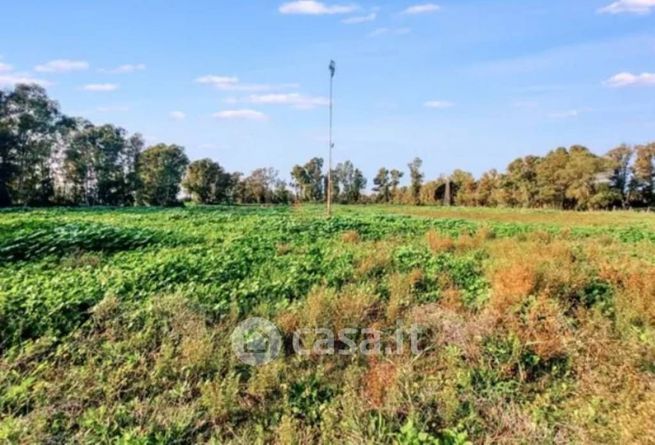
(0, 84, 293, 207)
(1, 84, 654, 210)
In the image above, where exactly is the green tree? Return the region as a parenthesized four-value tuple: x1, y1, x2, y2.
(407, 158, 423, 205)
(137, 144, 189, 206)
(290, 157, 324, 202)
(389, 169, 404, 203)
(182, 158, 232, 204)
(333, 160, 367, 203)
(605, 145, 632, 208)
(0, 90, 16, 206)
(373, 167, 390, 202)
(237, 168, 289, 204)
(505, 156, 540, 207)
(419, 180, 440, 205)
(536, 147, 571, 208)
(1, 84, 63, 205)
(475, 170, 498, 207)
(450, 169, 476, 206)
(629, 144, 655, 207)
(123, 133, 144, 205)
(63, 122, 132, 205)
(565, 146, 610, 210)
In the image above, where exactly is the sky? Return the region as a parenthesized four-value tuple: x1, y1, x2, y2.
(1, 0, 654, 183)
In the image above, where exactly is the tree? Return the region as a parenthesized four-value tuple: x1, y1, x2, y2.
(505, 156, 539, 208)
(349, 167, 367, 204)
(0, 90, 16, 206)
(243, 168, 273, 203)
(630, 144, 655, 207)
(536, 147, 571, 208)
(333, 161, 367, 203)
(373, 167, 390, 202)
(408, 158, 423, 205)
(182, 158, 232, 204)
(236, 168, 289, 204)
(290, 157, 324, 202)
(419, 180, 440, 205)
(389, 169, 404, 203)
(290, 164, 308, 201)
(605, 145, 632, 208)
(63, 122, 132, 206)
(564, 146, 610, 210)
(305, 157, 324, 202)
(1, 84, 63, 205)
(229, 172, 246, 203)
(475, 170, 499, 207)
(272, 178, 292, 204)
(450, 170, 476, 206)
(137, 144, 189, 206)
(123, 133, 144, 205)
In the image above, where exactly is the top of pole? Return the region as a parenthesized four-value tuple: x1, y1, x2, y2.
(329, 60, 336, 78)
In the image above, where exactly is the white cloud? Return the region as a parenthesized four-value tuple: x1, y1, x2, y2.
(368, 27, 411, 37)
(0, 62, 13, 73)
(549, 110, 581, 118)
(402, 3, 441, 15)
(196, 75, 298, 92)
(0, 74, 51, 87)
(247, 93, 329, 109)
(102, 64, 146, 74)
(196, 75, 239, 87)
(604, 71, 655, 87)
(279, 0, 357, 15)
(424, 100, 454, 109)
(598, 0, 655, 14)
(82, 83, 119, 92)
(170, 111, 186, 121)
(213, 109, 268, 121)
(35, 59, 89, 73)
(342, 12, 376, 24)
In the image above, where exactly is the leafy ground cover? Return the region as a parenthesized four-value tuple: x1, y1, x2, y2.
(0, 205, 654, 443)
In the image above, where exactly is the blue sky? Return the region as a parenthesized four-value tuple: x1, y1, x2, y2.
(1, 0, 654, 182)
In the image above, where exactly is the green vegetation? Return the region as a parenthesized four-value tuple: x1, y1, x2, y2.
(2, 84, 654, 210)
(1, 205, 654, 443)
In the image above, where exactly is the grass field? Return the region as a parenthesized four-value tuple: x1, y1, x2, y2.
(1, 205, 654, 444)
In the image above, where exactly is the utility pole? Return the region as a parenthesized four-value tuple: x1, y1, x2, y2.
(327, 60, 336, 217)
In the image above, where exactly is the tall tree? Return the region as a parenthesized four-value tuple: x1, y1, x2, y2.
(407, 157, 423, 205)
(1, 84, 63, 205)
(450, 169, 476, 206)
(536, 147, 570, 209)
(0, 90, 16, 206)
(290, 157, 324, 202)
(182, 158, 232, 204)
(290, 164, 308, 201)
(63, 122, 133, 205)
(333, 161, 367, 203)
(373, 167, 390, 202)
(605, 145, 632, 208)
(506, 156, 540, 208)
(630, 144, 655, 207)
(137, 144, 189, 206)
(475, 170, 500, 207)
(389, 169, 404, 203)
(565, 146, 610, 210)
(123, 133, 144, 205)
